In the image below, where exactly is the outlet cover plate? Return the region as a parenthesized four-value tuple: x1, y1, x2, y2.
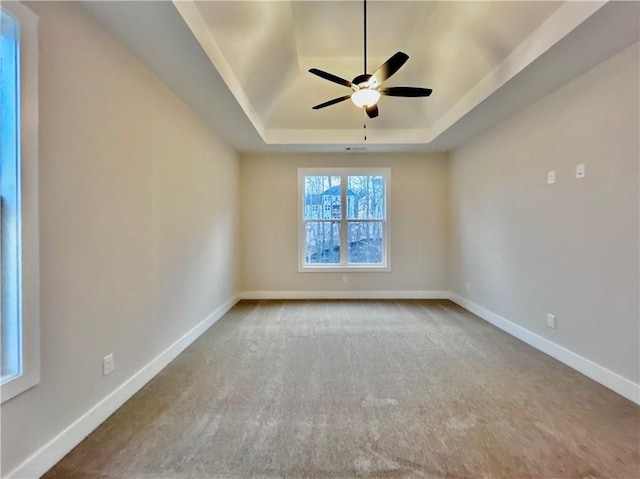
(103, 353, 115, 375)
(547, 314, 556, 329)
(547, 171, 556, 184)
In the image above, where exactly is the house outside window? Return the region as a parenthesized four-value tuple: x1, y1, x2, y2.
(298, 168, 390, 272)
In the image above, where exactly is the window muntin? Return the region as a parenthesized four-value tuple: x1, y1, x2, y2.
(299, 168, 390, 271)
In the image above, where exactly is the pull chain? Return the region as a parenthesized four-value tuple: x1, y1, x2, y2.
(363, 109, 367, 141)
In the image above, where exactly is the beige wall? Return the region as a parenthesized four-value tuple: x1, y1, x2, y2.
(2, 1, 638, 475)
(1, 2, 239, 475)
(449, 42, 639, 383)
(239, 153, 449, 294)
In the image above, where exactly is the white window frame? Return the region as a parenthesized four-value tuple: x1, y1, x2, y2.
(1, 1, 40, 404)
(298, 167, 390, 272)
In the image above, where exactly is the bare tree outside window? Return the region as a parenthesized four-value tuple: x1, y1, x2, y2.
(300, 169, 389, 270)
(304, 176, 341, 264)
(347, 175, 384, 264)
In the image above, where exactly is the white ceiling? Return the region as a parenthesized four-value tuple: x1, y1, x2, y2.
(83, 1, 639, 153)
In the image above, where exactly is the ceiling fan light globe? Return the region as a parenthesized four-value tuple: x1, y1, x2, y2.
(351, 89, 380, 108)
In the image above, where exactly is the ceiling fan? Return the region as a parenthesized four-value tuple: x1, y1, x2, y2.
(309, 0, 432, 119)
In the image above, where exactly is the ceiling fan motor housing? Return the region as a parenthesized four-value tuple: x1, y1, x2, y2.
(352, 74, 375, 90)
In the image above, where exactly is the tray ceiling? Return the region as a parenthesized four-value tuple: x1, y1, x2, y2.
(83, 1, 639, 152)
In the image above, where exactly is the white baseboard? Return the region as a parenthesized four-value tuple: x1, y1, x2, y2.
(6, 294, 241, 479)
(8, 291, 638, 479)
(240, 290, 450, 300)
(449, 293, 640, 405)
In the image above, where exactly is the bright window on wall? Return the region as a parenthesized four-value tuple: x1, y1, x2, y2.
(1, 2, 40, 404)
(298, 168, 390, 272)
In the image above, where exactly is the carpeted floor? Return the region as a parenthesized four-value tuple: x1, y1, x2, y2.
(43, 300, 639, 478)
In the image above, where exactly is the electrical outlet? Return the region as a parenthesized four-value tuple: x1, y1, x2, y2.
(547, 170, 556, 184)
(576, 164, 585, 179)
(103, 353, 115, 376)
(342, 275, 348, 284)
(547, 314, 556, 329)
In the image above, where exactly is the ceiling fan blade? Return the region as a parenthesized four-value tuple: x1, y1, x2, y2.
(371, 52, 409, 86)
(365, 104, 379, 119)
(312, 95, 353, 110)
(380, 86, 433, 97)
(309, 68, 353, 88)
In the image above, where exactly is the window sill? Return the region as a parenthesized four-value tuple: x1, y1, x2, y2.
(1, 370, 40, 404)
(298, 265, 391, 273)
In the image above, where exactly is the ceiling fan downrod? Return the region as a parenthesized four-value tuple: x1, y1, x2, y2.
(363, 0, 367, 75)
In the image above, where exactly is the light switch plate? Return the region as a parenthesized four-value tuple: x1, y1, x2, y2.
(547, 171, 556, 184)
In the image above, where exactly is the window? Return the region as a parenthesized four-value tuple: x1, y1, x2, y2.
(1, 2, 40, 403)
(298, 168, 390, 271)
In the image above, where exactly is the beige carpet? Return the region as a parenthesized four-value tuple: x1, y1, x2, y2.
(43, 300, 639, 478)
